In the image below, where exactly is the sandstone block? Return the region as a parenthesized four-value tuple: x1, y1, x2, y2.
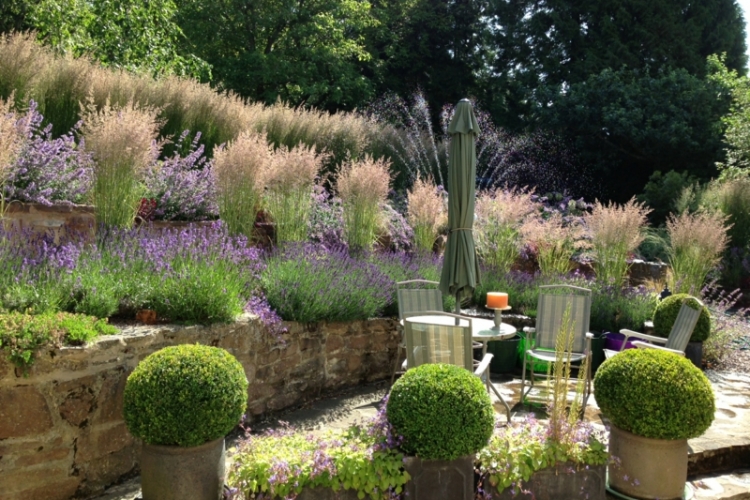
(0, 386, 54, 438)
(76, 423, 133, 462)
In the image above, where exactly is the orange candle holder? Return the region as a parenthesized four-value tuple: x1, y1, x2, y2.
(486, 292, 508, 309)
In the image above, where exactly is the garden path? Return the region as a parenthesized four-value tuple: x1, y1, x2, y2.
(91, 371, 750, 500)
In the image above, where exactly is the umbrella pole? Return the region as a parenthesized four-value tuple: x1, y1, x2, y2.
(455, 292, 460, 325)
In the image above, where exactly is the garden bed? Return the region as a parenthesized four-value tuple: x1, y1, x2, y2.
(0, 315, 399, 500)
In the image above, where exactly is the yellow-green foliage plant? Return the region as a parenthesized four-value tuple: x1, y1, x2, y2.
(666, 211, 730, 294)
(80, 98, 161, 229)
(0, 95, 23, 219)
(263, 143, 326, 245)
(521, 212, 585, 277)
(406, 176, 446, 254)
(212, 131, 272, 238)
(478, 307, 606, 496)
(475, 187, 539, 274)
(336, 155, 392, 250)
(584, 197, 651, 287)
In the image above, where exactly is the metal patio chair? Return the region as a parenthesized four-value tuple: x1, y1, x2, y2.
(521, 285, 593, 415)
(604, 300, 702, 359)
(403, 311, 511, 422)
(392, 279, 444, 384)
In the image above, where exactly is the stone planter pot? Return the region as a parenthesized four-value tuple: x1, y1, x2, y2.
(489, 462, 606, 500)
(607, 425, 687, 500)
(403, 455, 474, 500)
(141, 437, 226, 500)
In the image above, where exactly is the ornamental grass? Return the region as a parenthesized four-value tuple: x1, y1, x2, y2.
(263, 143, 326, 244)
(475, 187, 539, 274)
(80, 99, 161, 229)
(212, 131, 272, 237)
(336, 155, 392, 250)
(521, 213, 585, 277)
(584, 197, 651, 287)
(667, 211, 730, 294)
(406, 176, 445, 254)
(0, 95, 24, 217)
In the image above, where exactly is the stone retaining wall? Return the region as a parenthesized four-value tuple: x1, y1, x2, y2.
(0, 315, 399, 500)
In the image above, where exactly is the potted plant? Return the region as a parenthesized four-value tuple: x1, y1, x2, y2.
(594, 348, 715, 500)
(477, 308, 608, 499)
(386, 363, 495, 500)
(123, 344, 249, 500)
(653, 293, 711, 368)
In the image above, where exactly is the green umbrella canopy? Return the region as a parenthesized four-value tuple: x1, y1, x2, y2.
(439, 99, 481, 306)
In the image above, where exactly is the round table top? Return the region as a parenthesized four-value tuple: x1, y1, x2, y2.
(403, 315, 517, 341)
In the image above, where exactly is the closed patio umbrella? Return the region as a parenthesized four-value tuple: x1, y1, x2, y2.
(439, 99, 481, 316)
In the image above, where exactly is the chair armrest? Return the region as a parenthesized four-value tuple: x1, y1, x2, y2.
(474, 353, 493, 377)
(523, 327, 536, 333)
(632, 341, 685, 356)
(620, 329, 668, 345)
(585, 332, 594, 339)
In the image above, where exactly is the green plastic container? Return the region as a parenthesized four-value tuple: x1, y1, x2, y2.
(517, 334, 552, 374)
(518, 331, 606, 374)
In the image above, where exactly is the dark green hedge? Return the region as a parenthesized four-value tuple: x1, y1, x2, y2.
(123, 344, 248, 447)
(653, 294, 710, 342)
(594, 348, 714, 440)
(386, 363, 494, 460)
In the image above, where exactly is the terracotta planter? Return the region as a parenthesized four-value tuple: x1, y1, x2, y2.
(607, 425, 687, 500)
(489, 462, 606, 500)
(403, 455, 474, 500)
(141, 437, 226, 500)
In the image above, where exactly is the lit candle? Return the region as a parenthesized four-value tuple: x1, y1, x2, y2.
(486, 292, 508, 309)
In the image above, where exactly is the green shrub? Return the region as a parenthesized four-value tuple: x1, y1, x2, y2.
(0, 311, 116, 371)
(594, 349, 714, 440)
(123, 344, 248, 447)
(653, 294, 711, 342)
(386, 363, 494, 460)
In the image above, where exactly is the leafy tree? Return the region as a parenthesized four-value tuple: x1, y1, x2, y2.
(175, 0, 376, 110)
(709, 54, 750, 176)
(0, 0, 34, 34)
(535, 65, 731, 200)
(30, 0, 210, 78)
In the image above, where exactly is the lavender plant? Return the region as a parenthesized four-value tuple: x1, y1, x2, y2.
(5, 102, 93, 206)
(261, 244, 394, 322)
(378, 201, 414, 253)
(701, 281, 750, 364)
(143, 130, 218, 221)
(307, 185, 346, 248)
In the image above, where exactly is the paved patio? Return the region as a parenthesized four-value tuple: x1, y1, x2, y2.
(92, 370, 750, 500)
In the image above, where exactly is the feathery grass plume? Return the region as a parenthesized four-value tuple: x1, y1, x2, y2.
(585, 197, 651, 287)
(407, 177, 446, 254)
(336, 155, 392, 250)
(0, 95, 24, 218)
(700, 177, 750, 249)
(263, 143, 327, 244)
(667, 211, 731, 294)
(547, 305, 589, 442)
(213, 131, 272, 238)
(0, 33, 384, 168)
(475, 187, 539, 273)
(80, 98, 162, 229)
(521, 213, 585, 277)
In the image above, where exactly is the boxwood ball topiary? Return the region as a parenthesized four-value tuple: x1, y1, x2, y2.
(123, 344, 248, 447)
(594, 348, 714, 440)
(653, 294, 710, 342)
(386, 363, 494, 460)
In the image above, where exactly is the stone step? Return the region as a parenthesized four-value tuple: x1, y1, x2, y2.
(690, 470, 750, 500)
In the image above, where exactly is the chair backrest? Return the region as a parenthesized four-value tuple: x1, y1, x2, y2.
(535, 285, 592, 353)
(397, 280, 443, 320)
(403, 313, 474, 371)
(664, 301, 702, 352)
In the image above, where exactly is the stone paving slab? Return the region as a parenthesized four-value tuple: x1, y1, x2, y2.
(91, 371, 750, 500)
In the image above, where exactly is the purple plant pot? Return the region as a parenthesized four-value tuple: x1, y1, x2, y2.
(603, 332, 637, 353)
